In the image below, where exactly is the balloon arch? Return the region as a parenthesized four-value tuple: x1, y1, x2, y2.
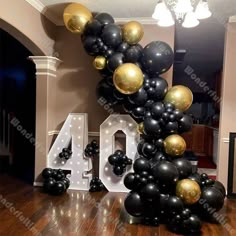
(62, 3, 226, 234)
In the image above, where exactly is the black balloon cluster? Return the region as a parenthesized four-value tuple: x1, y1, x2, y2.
(108, 150, 133, 176)
(84, 140, 99, 158)
(42, 168, 70, 195)
(59, 148, 72, 160)
(89, 177, 105, 192)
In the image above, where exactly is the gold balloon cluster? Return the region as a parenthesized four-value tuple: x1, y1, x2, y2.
(164, 134, 186, 156)
(176, 179, 201, 205)
(164, 85, 193, 111)
(63, 3, 93, 34)
(93, 56, 106, 70)
(113, 63, 144, 95)
(122, 21, 144, 45)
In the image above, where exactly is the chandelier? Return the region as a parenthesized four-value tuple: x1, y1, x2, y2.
(152, 0, 212, 28)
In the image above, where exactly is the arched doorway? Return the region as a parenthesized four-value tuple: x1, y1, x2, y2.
(0, 29, 36, 183)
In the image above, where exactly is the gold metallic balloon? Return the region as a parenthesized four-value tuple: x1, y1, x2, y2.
(164, 85, 193, 111)
(137, 122, 144, 134)
(63, 3, 93, 34)
(113, 63, 144, 95)
(176, 179, 201, 205)
(93, 56, 106, 70)
(164, 134, 186, 156)
(122, 21, 144, 45)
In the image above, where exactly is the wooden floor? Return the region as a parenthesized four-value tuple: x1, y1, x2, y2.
(0, 175, 236, 236)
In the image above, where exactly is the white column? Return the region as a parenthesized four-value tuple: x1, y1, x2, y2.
(29, 56, 62, 185)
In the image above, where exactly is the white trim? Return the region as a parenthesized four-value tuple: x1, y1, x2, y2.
(229, 16, 236, 23)
(36, 72, 57, 77)
(115, 17, 158, 25)
(223, 138, 230, 143)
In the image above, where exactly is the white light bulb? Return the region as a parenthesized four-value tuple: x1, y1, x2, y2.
(157, 9, 175, 27)
(182, 11, 200, 28)
(195, 0, 212, 19)
(174, 0, 193, 14)
(105, 130, 109, 134)
(108, 122, 112, 126)
(152, 1, 169, 20)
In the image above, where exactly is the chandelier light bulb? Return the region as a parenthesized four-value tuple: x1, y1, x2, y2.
(174, 0, 193, 14)
(157, 9, 175, 27)
(195, 0, 212, 19)
(152, 1, 169, 20)
(182, 11, 200, 28)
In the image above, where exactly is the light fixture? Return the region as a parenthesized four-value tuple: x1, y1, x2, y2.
(152, 0, 212, 28)
(182, 11, 200, 28)
(195, 0, 212, 19)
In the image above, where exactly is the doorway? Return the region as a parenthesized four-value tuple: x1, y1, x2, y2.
(0, 29, 36, 183)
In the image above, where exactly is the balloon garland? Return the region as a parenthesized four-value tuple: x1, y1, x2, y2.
(63, 3, 225, 234)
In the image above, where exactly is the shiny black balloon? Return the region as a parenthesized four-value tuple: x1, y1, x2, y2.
(43, 178, 56, 192)
(108, 154, 118, 165)
(52, 181, 66, 195)
(151, 102, 165, 119)
(150, 77, 168, 99)
(42, 168, 53, 179)
(137, 140, 145, 156)
(84, 20, 102, 36)
(128, 88, 148, 106)
(104, 49, 114, 58)
(152, 161, 179, 185)
(173, 109, 184, 120)
(144, 100, 154, 110)
(212, 181, 226, 197)
(141, 41, 174, 75)
(141, 183, 160, 202)
(166, 196, 184, 215)
(107, 53, 124, 71)
(82, 36, 99, 56)
(125, 44, 143, 63)
(113, 165, 124, 176)
(200, 187, 225, 212)
(143, 118, 161, 136)
(142, 142, 157, 159)
(168, 214, 183, 233)
(124, 173, 136, 190)
(113, 90, 125, 102)
(94, 13, 115, 25)
(188, 173, 201, 185)
(61, 177, 70, 189)
(132, 107, 145, 119)
(124, 192, 144, 217)
(178, 115, 193, 133)
(181, 208, 192, 220)
(133, 157, 151, 174)
(117, 42, 130, 53)
(182, 215, 202, 233)
(101, 24, 122, 48)
(150, 152, 167, 167)
(165, 121, 178, 133)
(55, 172, 65, 181)
(172, 158, 193, 179)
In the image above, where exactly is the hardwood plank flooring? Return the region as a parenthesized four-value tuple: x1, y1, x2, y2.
(0, 175, 235, 236)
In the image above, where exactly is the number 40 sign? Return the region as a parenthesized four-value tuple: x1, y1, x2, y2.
(47, 113, 139, 192)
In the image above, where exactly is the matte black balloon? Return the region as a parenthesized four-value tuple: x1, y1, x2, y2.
(151, 102, 165, 119)
(124, 173, 136, 190)
(42, 168, 53, 179)
(141, 41, 174, 75)
(83, 36, 99, 56)
(144, 118, 161, 136)
(183, 215, 202, 233)
(172, 158, 193, 179)
(52, 181, 66, 195)
(124, 192, 144, 217)
(152, 161, 179, 185)
(133, 157, 151, 174)
(200, 187, 225, 212)
(107, 53, 124, 71)
(125, 44, 143, 63)
(141, 183, 160, 202)
(94, 13, 115, 25)
(117, 42, 130, 53)
(43, 178, 56, 192)
(128, 88, 148, 106)
(142, 142, 157, 159)
(178, 115, 193, 133)
(102, 24, 122, 48)
(132, 107, 145, 119)
(84, 20, 102, 36)
(166, 196, 184, 215)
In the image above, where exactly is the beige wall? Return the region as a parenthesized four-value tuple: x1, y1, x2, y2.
(0, 0, 56, 56)
(218, 22, 236, 187)
(51, 25, 175, 135)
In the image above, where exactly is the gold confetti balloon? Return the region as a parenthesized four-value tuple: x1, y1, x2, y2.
(176, 179, 201, 205)
(63, 3, 93, 34)
(122, 21, 144, 45)
(164, 134, 186, 156)
(93, 56, 106, 70)
(164, 85, 193, 111)
(113, 63, 144, 95)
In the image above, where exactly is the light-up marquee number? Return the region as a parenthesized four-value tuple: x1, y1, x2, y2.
(48, 113, 92, 190)
(100, 115, 140, 192)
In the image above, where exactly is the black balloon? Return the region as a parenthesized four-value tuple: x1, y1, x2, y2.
(141, 183, 160, 202)
(43, 178, 56, 192)
(113, 165, 124, 176)
(152, 161, 179, 185)
(117, 42, 130, 53)
(151, 102, 165, 119)
(172, 158, 193, 179)
(148, 78, 168, 100)
(128, 88, 148, 106)
(212, 180, 226, 197)
(84, 20, 102, 36)
(124, 173, 136, 190)
(83, 36, 99, 56)
(125, 44, 143, 63)
(52, 181, 66, 195)
(133, 157, 151, 174)
(42, 168, 53, 179)
(101, 24, 122, 48)
(166, 196, 184, 215)
(178, 115, 193, 133)
(188, 173, 201, 185)
(94, 13, 115, 25)
(165, 121, 178, 133)
(182, 215, 202, 233)
(141, 142, 157, 159)
(132, 107, 145, 119)
(124, 192, 144, 217)
(141, 41, 174, 75)
(143, 118, 161, 136)
(107, 53, 124, 71)
(61, 177, 70, 189)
